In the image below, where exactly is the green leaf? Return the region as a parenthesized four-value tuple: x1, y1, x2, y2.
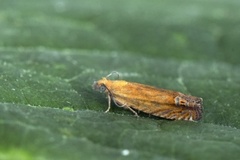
(0, 0, 240, 160)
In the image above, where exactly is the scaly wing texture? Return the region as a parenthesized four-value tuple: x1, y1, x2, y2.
(109, 81, 203, 121)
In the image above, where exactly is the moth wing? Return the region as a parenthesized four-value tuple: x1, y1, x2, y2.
(148, 104, 202, 121)
(112, 94, 202, 121)
(109, 81, 203, 121)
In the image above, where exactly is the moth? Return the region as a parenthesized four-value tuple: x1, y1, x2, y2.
(92, 72, 203, 121)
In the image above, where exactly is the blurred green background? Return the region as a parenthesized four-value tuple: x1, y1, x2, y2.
(0, 0, 240, 160)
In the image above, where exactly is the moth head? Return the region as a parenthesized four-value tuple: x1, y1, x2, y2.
(92, 72, 119, 93)
(92, 78, 108, 93)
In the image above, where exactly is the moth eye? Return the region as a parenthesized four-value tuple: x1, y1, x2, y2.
(99, 84, 106, 92)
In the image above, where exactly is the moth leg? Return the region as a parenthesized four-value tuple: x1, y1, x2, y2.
(104, 93, 111, 113)
(112, 98, 125, 108)
(125, 106, 139, 117)
(112, 98, 139, 117)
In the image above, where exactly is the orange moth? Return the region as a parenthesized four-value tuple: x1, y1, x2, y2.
(92, 71, 203, 121)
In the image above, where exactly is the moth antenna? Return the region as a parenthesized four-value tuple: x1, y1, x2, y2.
(106, 71, 120, 80)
